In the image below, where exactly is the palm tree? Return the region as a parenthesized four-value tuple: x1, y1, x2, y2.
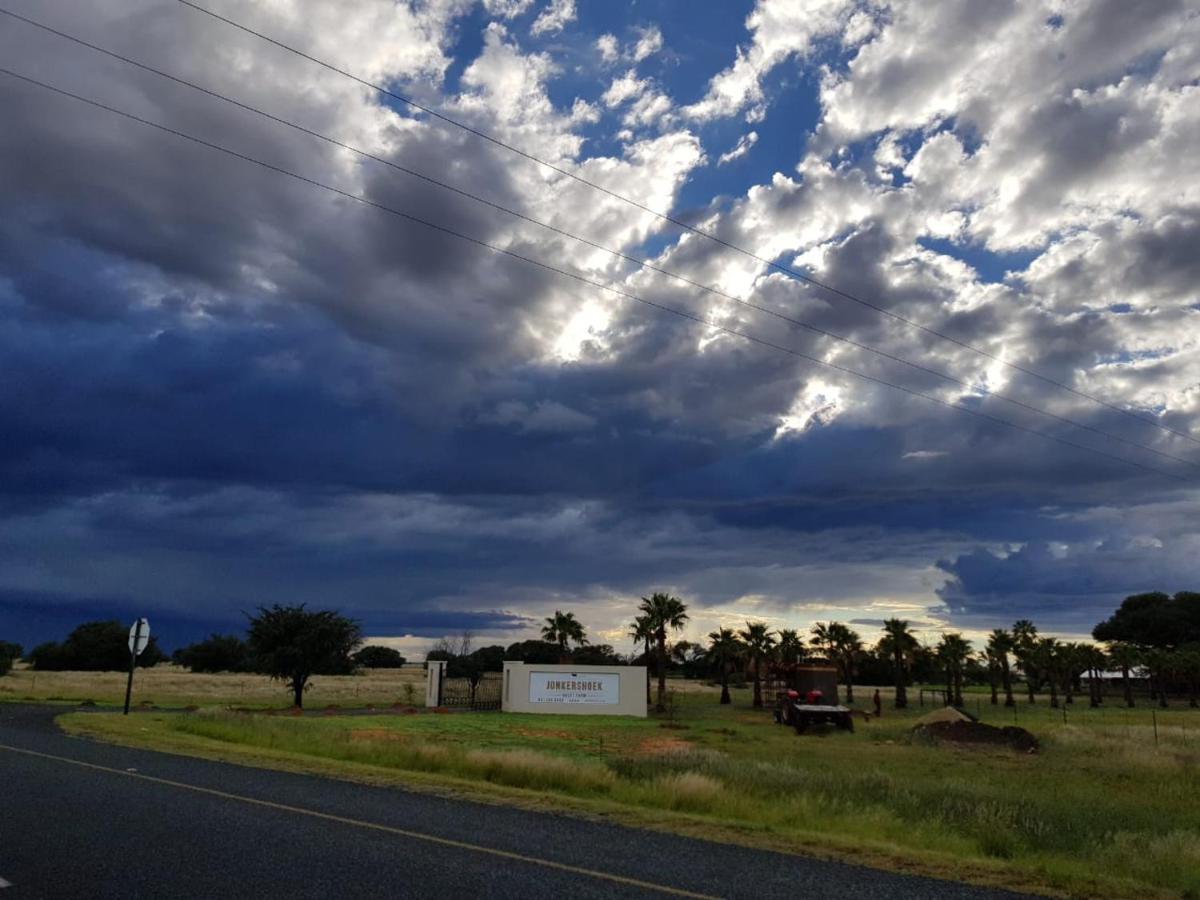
(776, 629, 804, 665)
(738, 621, 776, 709)
(811, 621, 863, 703)
(1077, 644, 1107, 707)
(1035, 638, 1061, 708)
(628, 614, 654, 706)
(638, 593, 689, 712)
(541, 610, 587, 662)
(986, 628, 1016, 707)
(879, 619, 919, 708)
(1107, 641, 1140, 708)
(707, 627, 743, 705)
(937, 633, 972, 707)
(1012, 620, 1040, 703)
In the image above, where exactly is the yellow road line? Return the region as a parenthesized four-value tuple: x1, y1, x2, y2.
(0, 743, 721, 899)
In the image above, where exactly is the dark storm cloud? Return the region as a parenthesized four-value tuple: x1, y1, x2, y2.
(0, 0, 1196, 649)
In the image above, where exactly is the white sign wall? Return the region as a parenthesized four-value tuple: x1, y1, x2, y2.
(528, 671, 619, 705)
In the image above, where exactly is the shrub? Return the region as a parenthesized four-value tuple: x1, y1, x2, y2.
(353, 645, 407, 668)
(174, 634, 251, 673)
(30, 621, 165, 671)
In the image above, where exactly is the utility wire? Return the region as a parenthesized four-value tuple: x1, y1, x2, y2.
(0, 65, 1186, 483)
(173, 0, 1200, 448)
(4, 7, 1194, 473)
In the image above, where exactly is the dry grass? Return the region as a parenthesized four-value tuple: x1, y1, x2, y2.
(0, 663, 425, 708)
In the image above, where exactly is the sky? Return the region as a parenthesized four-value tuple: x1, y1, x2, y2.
(1, 0, 1198, 658)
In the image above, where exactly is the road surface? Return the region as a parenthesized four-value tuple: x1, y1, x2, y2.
(0, 704, 1033, 899)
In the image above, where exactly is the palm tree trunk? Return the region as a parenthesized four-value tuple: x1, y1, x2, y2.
(719, 667, 731, 705)
(989, 667, 999, 705)
(954, 671, 964, 707)
(894, 651, 907, 708)
(752, 662, 763, 708)
(1049, 678, 1059, 708)
(655, 632, 667, 712)
(1002, 660, 1014, 707)
(1122, 666, 1133, 707)
(843, 656, 854, 704)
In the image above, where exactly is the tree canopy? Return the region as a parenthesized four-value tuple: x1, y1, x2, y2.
(174, 633, 251, 673)
(353, 645, 407, 668)
(29, 620, 165, 671)
(1093, 591, 1200, 648)
(246, 605, 362, 707)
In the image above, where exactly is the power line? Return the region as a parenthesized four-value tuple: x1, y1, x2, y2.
(4, 7, 1194, 474)
(0, 65, 1186, 483)
(173, 0, 1200, 449)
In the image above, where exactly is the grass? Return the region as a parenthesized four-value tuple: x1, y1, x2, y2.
(57, 684, 1200, 899)
(0, 663, 425, 709)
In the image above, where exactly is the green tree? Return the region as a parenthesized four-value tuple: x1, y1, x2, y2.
(738, 621, 776, 709)
(638, 593, 689, 712)
(174, 634, 251, 673)
(707, 627, 743, 705)
(1034, 638, 1061, 708)
(811, 621, 863, 703)
(776, 629, 804, 665)
(30, 621, 165, 671)
(540, 610, 587, 662)
(879, 619, 918, 709)
(246, 605, 362, 708)
(353, 645, 407, 669)
(1106, 641, 1140, 707)
(937, 633, 972, 707)
(628, 614, 654, 705)
(1011, 619, 1040, 703)
(986, 629, 1016, 707)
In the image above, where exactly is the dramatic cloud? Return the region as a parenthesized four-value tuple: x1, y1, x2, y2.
(1, 0, 1197, 655)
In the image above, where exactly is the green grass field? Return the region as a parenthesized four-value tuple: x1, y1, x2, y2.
(59, 686, 1200, 899)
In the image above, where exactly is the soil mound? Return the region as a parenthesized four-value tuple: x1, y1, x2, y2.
(913, 706, 976, 727)
(913, 719, 1038, 753)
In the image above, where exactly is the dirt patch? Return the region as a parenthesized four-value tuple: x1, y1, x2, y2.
(348, 729, 408, 743)
(512, 727, 589, 741)
(913, 720, 1039, 753)
(634, 736, 692, 755)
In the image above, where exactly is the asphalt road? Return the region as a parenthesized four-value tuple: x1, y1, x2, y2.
(0, 704, 1034, 899)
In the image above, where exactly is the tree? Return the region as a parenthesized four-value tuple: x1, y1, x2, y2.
(572, 643, 624, 666)
(0, 641, 20, 676)
(936, 633, 972, 707)
(738, 621, 776, 709)
(246, 605, 362, 708)
(1081, 644, 1108, 707)
(1093, 591, 1200, 648)
(503, 639, 561, 664)
(30, 620, 165, 671)
(1034, 638, 1061, 708)
(707, 627, 743, 705)
(174, 634, 251, 673)
(1011, 619, 1040, 703)
(811, 622, 862, 704)
(986, 629, 1016, 707)
(628, 615, 654, 706)
(1106, 641, 1140, 707)
(879, 619, 918, 708)
(638, 593, 689, 712)
(776, 629, 805, 665)
(540, 610, 587, 662)
(353, 645, 407, 669)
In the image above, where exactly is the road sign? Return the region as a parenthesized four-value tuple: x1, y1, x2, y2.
(124, 618, 150, 715)
(128, 618, 150, 656)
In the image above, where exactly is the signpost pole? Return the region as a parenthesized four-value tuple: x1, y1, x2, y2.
(123, 618, 143, 716)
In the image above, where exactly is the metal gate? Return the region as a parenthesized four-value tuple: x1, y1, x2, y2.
(437, 672, 503, 710)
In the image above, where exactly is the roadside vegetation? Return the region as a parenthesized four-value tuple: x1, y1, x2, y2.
(65, 688, 1200, 899)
